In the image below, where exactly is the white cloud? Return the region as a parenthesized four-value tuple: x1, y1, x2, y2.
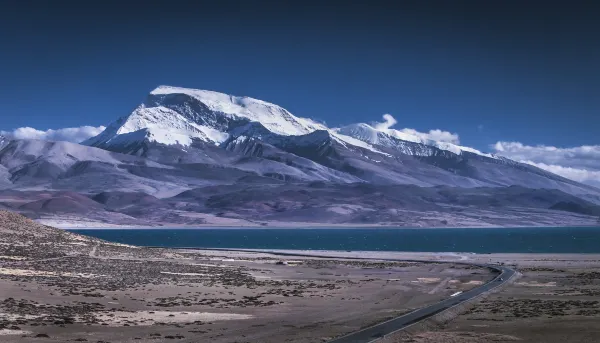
(493, 142, 600, 171)
(373, 114, 460, 144)
(1, 126, 106, 143)
(373, 114, 397, 130)
(492, 141, 600, 187)
(522, 161, 600, 186)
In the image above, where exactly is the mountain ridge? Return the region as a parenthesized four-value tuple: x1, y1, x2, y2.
(1, 85, 599, 226)
(9, 85, 600, 196)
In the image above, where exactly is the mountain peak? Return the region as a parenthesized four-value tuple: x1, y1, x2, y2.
(85, 86, 329, 151)
(150, 85, 271, 106)
(86, 85, 488, 159)
(336, 122, 496, 159)
(149, 86, 287, 117)
(335, 123, 381, 143)
(148, 86, 326, 135)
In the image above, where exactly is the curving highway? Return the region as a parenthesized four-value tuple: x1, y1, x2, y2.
(193, 249, 515, 343)
(327, 263, 514, 343)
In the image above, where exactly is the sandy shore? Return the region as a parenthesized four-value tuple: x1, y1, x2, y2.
(38, 218, 600, 229)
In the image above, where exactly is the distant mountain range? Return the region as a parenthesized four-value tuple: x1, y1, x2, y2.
(1, 86, 599, 227)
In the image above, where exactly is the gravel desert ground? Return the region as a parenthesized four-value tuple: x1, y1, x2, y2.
(222, 251, 600, 343)
(373, 253, 600, 343)
(0, 211, 493, 343)
(2, 211, 600, 343)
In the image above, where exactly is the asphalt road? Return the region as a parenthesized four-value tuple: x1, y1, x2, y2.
(327, 263, 515, 343)
(192, 249, 515, 343)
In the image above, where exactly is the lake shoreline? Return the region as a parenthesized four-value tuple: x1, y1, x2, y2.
(49, 222, 600, 230)
(65, 226, 600, 254)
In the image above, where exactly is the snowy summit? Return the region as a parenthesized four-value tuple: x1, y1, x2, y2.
(85, 85, 490, 159)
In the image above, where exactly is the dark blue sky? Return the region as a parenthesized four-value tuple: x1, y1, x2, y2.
(1, 0, 598, 151)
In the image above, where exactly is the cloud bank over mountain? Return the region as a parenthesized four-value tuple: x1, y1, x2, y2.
(492, 142, 600, 187)
(1, 126, 106, 143)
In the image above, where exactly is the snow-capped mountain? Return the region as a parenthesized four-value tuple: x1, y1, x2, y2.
(79, 85, 600, 199)
(85, 85, 498, 161)
(335, 123, 495, 158)
(85, 86, 392, 157)
(85, 86, 327, 149)
(2, 86, 600, 226)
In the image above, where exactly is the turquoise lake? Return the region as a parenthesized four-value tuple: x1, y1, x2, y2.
(67, 226, 600, 253)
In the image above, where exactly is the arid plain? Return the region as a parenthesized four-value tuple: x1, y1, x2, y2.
(1, 211, 600, 342)
(0, 211, 492, 343)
